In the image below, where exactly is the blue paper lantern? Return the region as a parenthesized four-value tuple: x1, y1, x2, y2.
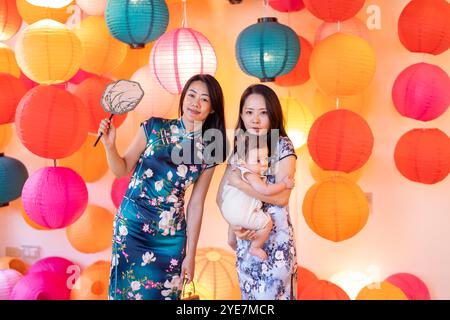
(105, 0, 169, 49)
(236, 17, 300, 82)
(0, 154, 29, 207)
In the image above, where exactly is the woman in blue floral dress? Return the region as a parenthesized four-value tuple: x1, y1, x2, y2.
(217, 84, 297, 300)
(98, 75, 226, 300)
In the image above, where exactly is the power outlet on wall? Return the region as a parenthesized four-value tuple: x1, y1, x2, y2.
(20, 245, 41, 262)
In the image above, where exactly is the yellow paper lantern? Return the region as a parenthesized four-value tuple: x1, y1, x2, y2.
(60, 135, 108, 182)
(280, 97, 314, 150)
(15, 19, 82, 85)
(0, 256, 28, 274)
(356, 281, 408, 300)
(112, 44, 152, 80)
(194, 248, 241, 300)
(75, 16, 127, 76)
(302, 176, 369, 242)
(0, 124, 13, 153)
(309, 158, 364, 182)
(70, 260, 110, 300)
(0, 0, 22, 41)
(310, 33, 376, 96)
(0, 43, 20, 77)
(16, 0, 74, 25)
(66, 205, 114, 254)
(313, 89, 367, 117)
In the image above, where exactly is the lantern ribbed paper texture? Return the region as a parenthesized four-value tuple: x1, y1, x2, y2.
(10, 271, 70, 300)
(150, 27, 217, 94)
(21, 205, 48, 230)
(0, 0, 22, 41)
(398, 0, 450, 55)
(236, 17, 300, 82)
(21, 167, 88, 229)
(269, 0, 305, 12)
(304, 0, 365, 22)
(15, 85, 89, 159)
(111, 175, 131, 208)
(356, 281, 407, 300)
(0, 43, 20, 77)
(310, 33, 376, 96)
(0, 155, 28, 206)
(16, 0, 74, 25)
(0, 124, 13, 152)
(28, 257, 77, 284)
(71, 261, 110, 300)
(279, 97, 313, 149)
(0, 73, 27, 124)
(307, 109, 374, 173)
(15, 19, 82, 85)
(394, 128, 450, 184)
(385, 273, 430, 300)
(105, 0, 168, 48)
(302, 177, 369, 242)
(0, 269, 22, 300)
(299, 280, 350, 300)
(76, 0, 107, 16)
(392, 63, 449, 122)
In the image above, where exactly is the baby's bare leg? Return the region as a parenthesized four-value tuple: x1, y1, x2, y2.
(249, 219, 273, 260)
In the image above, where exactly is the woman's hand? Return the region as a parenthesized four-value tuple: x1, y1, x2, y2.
(231, 225, 256, 241)
(180, 255, 195, 284)
(98, 118, 116, 149)
(227, 169, 244, 188)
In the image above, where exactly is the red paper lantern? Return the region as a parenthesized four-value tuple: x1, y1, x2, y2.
(0, 73, 27, 124)
(269, 0, 305, 12)
(304, 0, 365, 22)
(15, 85, 89, 159)
(307, 109, 374, 173)
(385, 273, 430, 300)
(394, 128, 450, 184)
(398, 0, 450, 55)
(0, 0, 22, 41)
(275, 36, 313, 87)
(299, 280, 350, 300)
(297, 266, 318, 297)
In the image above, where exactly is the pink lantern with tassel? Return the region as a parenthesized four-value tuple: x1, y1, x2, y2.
(10, 271, 70, 300)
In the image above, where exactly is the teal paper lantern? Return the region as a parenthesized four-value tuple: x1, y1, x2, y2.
(0, 154, 29, 207)
(236, 17, 300, 82)
(105, 0, 169, 49)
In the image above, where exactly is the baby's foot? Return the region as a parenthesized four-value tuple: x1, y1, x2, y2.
(249, 247, 268, 260)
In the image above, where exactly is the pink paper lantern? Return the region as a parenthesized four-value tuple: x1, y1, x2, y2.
(150, 27, 217, 94)
(269, 0, 305, 12)
(68, 69, 95, 85)
(76, 0, 107, 16)
(111, 174, 131, 208)
(0, 269, 23, 300)
(314, 17, 370, 45)
(386, 273, 430, 300)
(392, 63, 450, 122)
(28, 257, 78, 283)
(10, 271, 70, 300)
(21, 167, 88, 229)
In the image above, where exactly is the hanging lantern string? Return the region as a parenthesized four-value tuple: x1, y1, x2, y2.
(262, 0, 269, 17)
(337, 20, 341, 32)
(336, 97, 340, 110)
(53, 159, 57, 167)
(182, 0, 188, 28)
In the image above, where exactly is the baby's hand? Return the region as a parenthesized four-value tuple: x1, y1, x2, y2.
(283, 176, 295, 189)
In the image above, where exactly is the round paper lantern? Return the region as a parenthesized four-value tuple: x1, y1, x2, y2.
(307, 109, 374, 173)
(16, 0, 74, 25)
(112, 44, 152, 80)
(66, 205, 113, 253)
(279, 97, 314, 149)
(28, 257, 78, 284)
(269, 0, 305, 12)
(0, 256, 28, 274)
(236, 17, 299, 82)
(310, 33, 376, 96)
(75, 16, 127, 75)
(0, 0, 22, 41)
(304, 0, 365, 22)
(314, 17, 370, 45)
(309, 158, 363, 182)
(275, 36, 313, 87)
(150, 27, 217, 94)
(21, 206, 48, 230)
(398, 0, 450, 55)
(71, 260, 110, 300)
(60, 135, 108, 182)
(105, 0, 168, 48)
(356, 281, 407, 300)
(299, 280, 350, 300)
(297, 266, 318, 297)
(329, 270, 375, 300)
(0, 43, 20, 77)
(0, 269, 22, 300)
(0, 155, 28, 206)
(76, 0, 107, 16)
(15, 19, 82, 85)
(0, 73, 28, 125)
(302, 177, 369, 242)
(10, 271, 70, 300)
(392, 63, 450, 122)
(111, 174, 131, 208)
(394, 128, 450, 184)
(313, 89, 367, 117)
(385, 273, 430, 300)
(21, 167, 88, 229)
(73, 77, 127, 134)
(15, 85, 89, 159)
(0, 124, 13, 152)
(194, 248, 241, 300)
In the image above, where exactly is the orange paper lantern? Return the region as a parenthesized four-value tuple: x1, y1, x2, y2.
(0, 256, 28, 274)
(0, 43, 20, 77)
(66, 205, 114, 254)
(299, 280, 350, 300)
(70, 260, 110, 300)
(73, 77, 127, 134)
(302, 177, 369, 242)
(0, 73, 28, 124)
(356, 281, 407, 300)
(112, 44, 152, 80)
(0, 0, 22, 41)
(16, 0, 74, 25)
(15, 85, 89, 159)
(307, 109, 374, 173)
(394, 128, 450, 184)
(0, 124, 13, 152)
(304, 0, 365, 22)
(297, 266, 319, 297)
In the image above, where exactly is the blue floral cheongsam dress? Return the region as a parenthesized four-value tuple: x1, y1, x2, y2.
(108, 117, 214, 300)
(236, 136, 298, 300)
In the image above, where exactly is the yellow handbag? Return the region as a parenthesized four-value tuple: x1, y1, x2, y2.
(181, 278, 200, 300)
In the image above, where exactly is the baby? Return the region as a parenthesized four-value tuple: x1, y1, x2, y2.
(221, 145, 294, 260)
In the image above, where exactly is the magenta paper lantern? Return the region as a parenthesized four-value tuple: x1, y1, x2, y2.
(385, 273, 430, 300)
(111, 175, 131, 208)
(0, 269, 23, 300)
(150, 27, 217, 94)
(28, 257, 78, 283)
(21, 167, 88, 229)
(10, 271, 69, 300)
(269, 0, 305, 12)
(392, 63, 449, 121)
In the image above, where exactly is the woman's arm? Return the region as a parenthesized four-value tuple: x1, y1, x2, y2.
(216, 165, 232, 208)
